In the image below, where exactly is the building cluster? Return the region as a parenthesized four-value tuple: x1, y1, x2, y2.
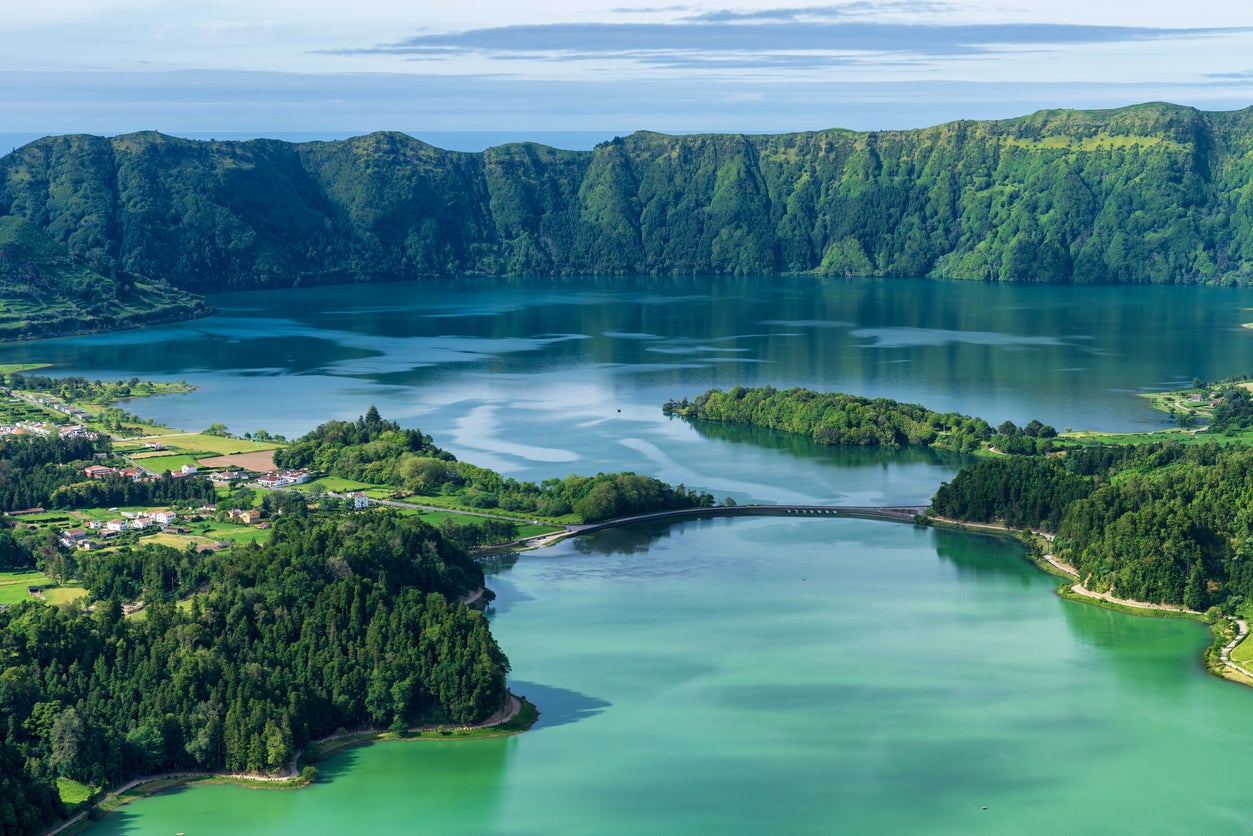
(0, 422, 99, 440)
(20, 395, 94, 422)
(254, 469, 311, 488)
(59, 509, 184, 550)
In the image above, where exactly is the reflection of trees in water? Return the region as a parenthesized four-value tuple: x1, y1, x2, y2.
(1056, 597, 1203, 695)
(572, 522, 674, 556)
(477, 552, 521, 576)
(930, 527, 1037, 586)
(505, 680, 611, 730)
(679, 417, 971, 471)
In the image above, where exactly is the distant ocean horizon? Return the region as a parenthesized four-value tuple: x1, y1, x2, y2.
(0, 130, 631, 155)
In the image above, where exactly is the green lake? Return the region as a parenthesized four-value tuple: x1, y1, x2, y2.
(91, 520, 1252, 834)
(5, 276, 1253, 833)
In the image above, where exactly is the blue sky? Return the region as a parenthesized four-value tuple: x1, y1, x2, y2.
(3, 1, 1253, 144)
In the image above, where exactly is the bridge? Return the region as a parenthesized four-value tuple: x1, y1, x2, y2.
(496, 503, 929, 551)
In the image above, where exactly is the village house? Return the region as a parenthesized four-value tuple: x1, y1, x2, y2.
(83, 465, 114, 479)
(106, 519, 128, 532)
(76, 540, 100, 551)
(181, 464, 198, 475)
(351, 492, 369, 510)
(151, 510, 179, 525)
(59, 528, 88, 547)
(229, 508, 263, 525)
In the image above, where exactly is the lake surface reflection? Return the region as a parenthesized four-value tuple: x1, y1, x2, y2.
(8, 276, 1252, 833)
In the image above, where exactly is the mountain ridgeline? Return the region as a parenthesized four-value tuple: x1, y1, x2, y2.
(5, 102, 1253, 295)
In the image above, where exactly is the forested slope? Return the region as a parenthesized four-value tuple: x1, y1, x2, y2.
(0, 216, 207, 339)
(5, 102, 1253, 294)
(930, 443, 1253, 610)
(0, 511, 507, 833)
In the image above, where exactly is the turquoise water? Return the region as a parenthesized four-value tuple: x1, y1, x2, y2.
(4, 277, 1251, 833)
(91, 520, 1253, 834)
(4, 276, 1253, 498)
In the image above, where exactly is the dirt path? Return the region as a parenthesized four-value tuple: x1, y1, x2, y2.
(1220, 619, 1252, 680)
(1065, 581, 1198, 614)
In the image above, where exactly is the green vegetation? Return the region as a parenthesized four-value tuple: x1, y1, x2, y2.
(0, 510, 508, 833)
(275, 406, 715, 535)
(0, 571, 56, 605)
(665, 386, 1057, 454)
(0, 214, 209, 339)
(55, 777, 93, 807)
(156, 433, 280, 455)
(6, 103, 1253, 314)
(3, 371, 191, 405)
(931, 442, 1253, 615)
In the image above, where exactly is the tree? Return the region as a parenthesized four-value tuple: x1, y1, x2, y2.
(49, 708, 86, 779)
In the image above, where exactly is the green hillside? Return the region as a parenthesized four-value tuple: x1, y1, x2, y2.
(5, 102, 1253, 296)
(0, 215, 209, 339)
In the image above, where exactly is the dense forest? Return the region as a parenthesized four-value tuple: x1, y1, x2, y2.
(665, 386, 998, 452)
(930, 442, 1253, 611)
(276, 407, 715, 525)
(0, 215, 208, 339)
(5, 103, 1253, 303)
(0, 511, 506, 834)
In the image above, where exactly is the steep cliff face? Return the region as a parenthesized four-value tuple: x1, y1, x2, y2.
(3, 102, 1252, 295)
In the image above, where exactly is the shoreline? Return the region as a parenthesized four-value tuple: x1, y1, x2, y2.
(45, 694, 533, 836)
(924, 514, 1253, 687)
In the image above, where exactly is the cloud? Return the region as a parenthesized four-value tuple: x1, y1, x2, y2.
(684, 3, 955, 23)
(327, 19, 1253, 72)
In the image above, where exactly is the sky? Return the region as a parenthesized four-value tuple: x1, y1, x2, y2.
(3, 1, 1253, 147)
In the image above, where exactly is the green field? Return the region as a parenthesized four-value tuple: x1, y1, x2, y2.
(1230, 634, 1253, 666)
(398, 493, 572, 521)
(127, 452, 203, 472)
(296, 476, 374, 493)
(409, 510, 561, 540)
(1062, 427, 1253, 447)
(186, 521, 271, 545)
(45, 587, 89, 605)
(149, 433, 283, 455)
(0, 571, 53, 605)
(56, 777, 94, 807)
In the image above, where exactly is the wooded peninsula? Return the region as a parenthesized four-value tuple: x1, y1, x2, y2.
(0, 377, 715, 835)
(668, 381, 1253, 619)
